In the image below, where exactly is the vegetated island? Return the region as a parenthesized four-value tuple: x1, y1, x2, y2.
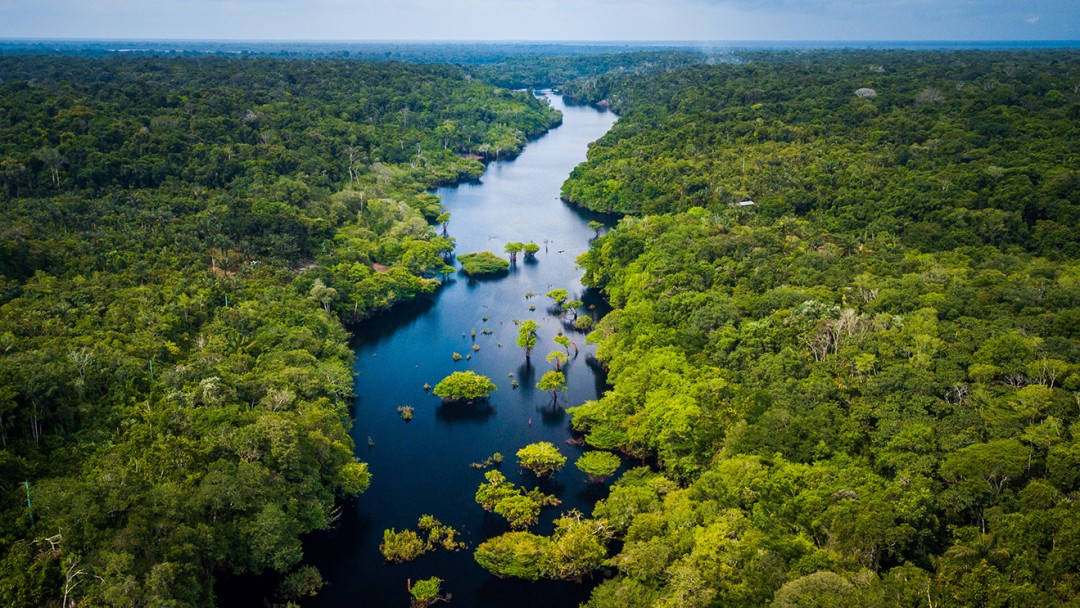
(458, 251, 511, 277)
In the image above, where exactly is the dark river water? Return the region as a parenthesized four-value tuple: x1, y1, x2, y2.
(306, 93, 618, 607)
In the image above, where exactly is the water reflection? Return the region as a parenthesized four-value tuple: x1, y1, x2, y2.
(435, 399, 496, 423)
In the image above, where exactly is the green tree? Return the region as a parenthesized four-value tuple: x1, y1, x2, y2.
(546, 288, 569, 306)
(380, 529, 426, 563)
(575, 451, 621, 483)
(408, 577, 446, 608)
(504, 242, 523, 264)
(309, 279, 338, 314)
(432, 371, 497, 402)
(536, 370, 567, 403)
(494, 494, 542, 530)
(540, 512, 608, 582)
(523, 242, 541, 258)
(517, 441, 567, 477)
(546, 350, 568, 371)
(474, 532, 547, 581)
(458, 251, 509, 276)
(475, 470, 519, 512)
(554, 334, 573, 356)
(517, 320, 539, 360)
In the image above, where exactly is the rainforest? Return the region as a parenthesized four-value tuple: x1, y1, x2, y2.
(1, 45, 1078, 608)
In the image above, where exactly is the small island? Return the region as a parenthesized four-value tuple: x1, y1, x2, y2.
(433, 371, 497, 403)
(458, 251, 510, 276)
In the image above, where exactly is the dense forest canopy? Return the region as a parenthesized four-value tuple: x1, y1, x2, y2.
(0, 54, 559, 606)
(2, 44, 1079, 608)
(555, 50, 1080, 607)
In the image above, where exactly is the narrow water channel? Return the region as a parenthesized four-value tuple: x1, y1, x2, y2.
(306, 94, 618, 607)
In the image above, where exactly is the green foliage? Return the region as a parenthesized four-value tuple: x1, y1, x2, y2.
(516, 319, 539, 358)
(338, 462, 373, 495)
(474, 469, 560, 529)
(474, 511, 608, 582)
(565, 49, 1080, 608)
(504, 242, 524, 264)
(0, 53, 562, 606)
(408, 576, 444, 608)
(523, 242, 541, 257)
(546, 288, 569, 305)
(562, 51, 1080, 261)
(474, 532, 548, 581)
(516, 441, 568, 478)
(536, 370, 568, 403)
(573, 315, 594, 330)
(575, 451, 621, 483)
(380, 516, 465, 564)
(546, 350, 569, 370)
(432, 371, 497, 402)
(278, 565, 325, 602)
(458, 251, 510, 276)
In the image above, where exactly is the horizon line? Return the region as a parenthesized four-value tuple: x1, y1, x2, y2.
(2, 37, 1078, 45)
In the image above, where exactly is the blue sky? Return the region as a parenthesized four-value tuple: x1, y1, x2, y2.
(1, 0, 1077, 41)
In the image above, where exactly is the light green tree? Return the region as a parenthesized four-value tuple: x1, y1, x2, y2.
(504, 242, 523, 264)
(536, 370, 567, 403)
(432, 371, 496, 402)
(575, 451, 621, 483)
(517, 441, 567, 478)
(546, 350, 568, 371)
(517, 320, 538, 360)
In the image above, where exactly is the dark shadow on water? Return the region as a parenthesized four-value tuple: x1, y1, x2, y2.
(561, 196, 624, 229)
(536, 401, 566, 425)
(515, 361, 537, 394)
(576, 481, 611, 505)
(585, 355, 612, 396)
(478, 511, 512, 537)
(435, 399, 496, 423)
(476, 573, 594, 608)
(461, 269, 511, 283)
(348, 294, 440, 346)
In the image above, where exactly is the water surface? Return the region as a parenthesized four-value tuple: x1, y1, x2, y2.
(307, 93, 618, 607)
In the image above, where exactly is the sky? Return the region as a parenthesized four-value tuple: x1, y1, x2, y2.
(1, 0, 1077, 42)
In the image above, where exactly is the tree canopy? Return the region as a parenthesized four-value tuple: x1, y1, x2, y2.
(432, 371, 497, 402)
(559, 48, 1080, 608)
(0, 53, 560, 606)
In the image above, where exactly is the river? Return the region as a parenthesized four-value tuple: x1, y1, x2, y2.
(305, 93, 618, 607)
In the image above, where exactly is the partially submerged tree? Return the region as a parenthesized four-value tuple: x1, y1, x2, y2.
(381, 529, 426, 563)
(536, 370, 567, 403)
(458, 251, 509, 276)
(432, 371, 496, 402)
(475, 470, 560, 530)
(517, 441, 567, 478)
(523, 242, 540, 258)
(546, 288, 569, 306)
(474, 511, 607, 582)
(517, 320, 539, 360)
(504, 242, 523, 264)
(436, 211, 451, 234)
(408, 577, 448, 608)
(546, 350, 568, 371)
(554, 334, 574, 356)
